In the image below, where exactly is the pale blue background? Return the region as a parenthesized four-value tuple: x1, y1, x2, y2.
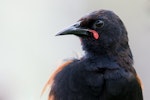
(0, 0, 149, 100)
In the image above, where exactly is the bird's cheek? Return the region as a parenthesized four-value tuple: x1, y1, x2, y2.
(88, 30, 99, 40)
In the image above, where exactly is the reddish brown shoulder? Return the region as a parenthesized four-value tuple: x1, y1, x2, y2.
(48, 94, 55, 100)
(41, 60, 73, 96)
(136, 74, 143, 90)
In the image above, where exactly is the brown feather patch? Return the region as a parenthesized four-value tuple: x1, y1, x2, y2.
(136, 74, 144, 90)
(48, 94, 55, 100)
(41, 60, 73, 97)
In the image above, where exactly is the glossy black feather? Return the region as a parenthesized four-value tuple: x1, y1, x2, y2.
(50, 57, 142, 100)
(49, 10, 143, 100)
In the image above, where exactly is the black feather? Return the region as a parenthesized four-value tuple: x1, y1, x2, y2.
(49, 10, 143, 100)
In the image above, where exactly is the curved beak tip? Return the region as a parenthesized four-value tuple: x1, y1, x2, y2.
(55, 28, 89, 37)
(55, 33, 62, 36)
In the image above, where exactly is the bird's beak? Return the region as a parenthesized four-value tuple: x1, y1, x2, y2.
(56, 22, 90, 37)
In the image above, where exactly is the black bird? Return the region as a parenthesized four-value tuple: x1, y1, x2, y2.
(43, 10, 143, 100)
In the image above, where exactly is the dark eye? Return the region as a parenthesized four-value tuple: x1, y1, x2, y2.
(94, 20, 104, 28)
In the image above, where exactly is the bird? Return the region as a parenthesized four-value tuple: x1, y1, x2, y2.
(42, 10, 143, 100)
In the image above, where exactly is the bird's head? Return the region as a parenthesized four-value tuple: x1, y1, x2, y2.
(56, 10, 130, 56)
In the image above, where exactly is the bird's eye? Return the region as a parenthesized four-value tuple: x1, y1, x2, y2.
(94, 20, 104, 28)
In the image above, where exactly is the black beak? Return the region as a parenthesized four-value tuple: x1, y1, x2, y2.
(56, 22, 90, 37)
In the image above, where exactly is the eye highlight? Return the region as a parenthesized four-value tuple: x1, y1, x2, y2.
(94, 20, 104, 28)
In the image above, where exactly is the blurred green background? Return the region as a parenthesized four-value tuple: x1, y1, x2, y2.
(0, 0, 149, 100)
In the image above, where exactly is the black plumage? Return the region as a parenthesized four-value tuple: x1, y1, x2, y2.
(44, 10, 143, 100)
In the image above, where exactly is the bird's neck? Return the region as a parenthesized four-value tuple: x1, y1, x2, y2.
(84, 47, 133, 68)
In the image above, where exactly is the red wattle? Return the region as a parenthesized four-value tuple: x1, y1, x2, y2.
(89, 30, 99, 40)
